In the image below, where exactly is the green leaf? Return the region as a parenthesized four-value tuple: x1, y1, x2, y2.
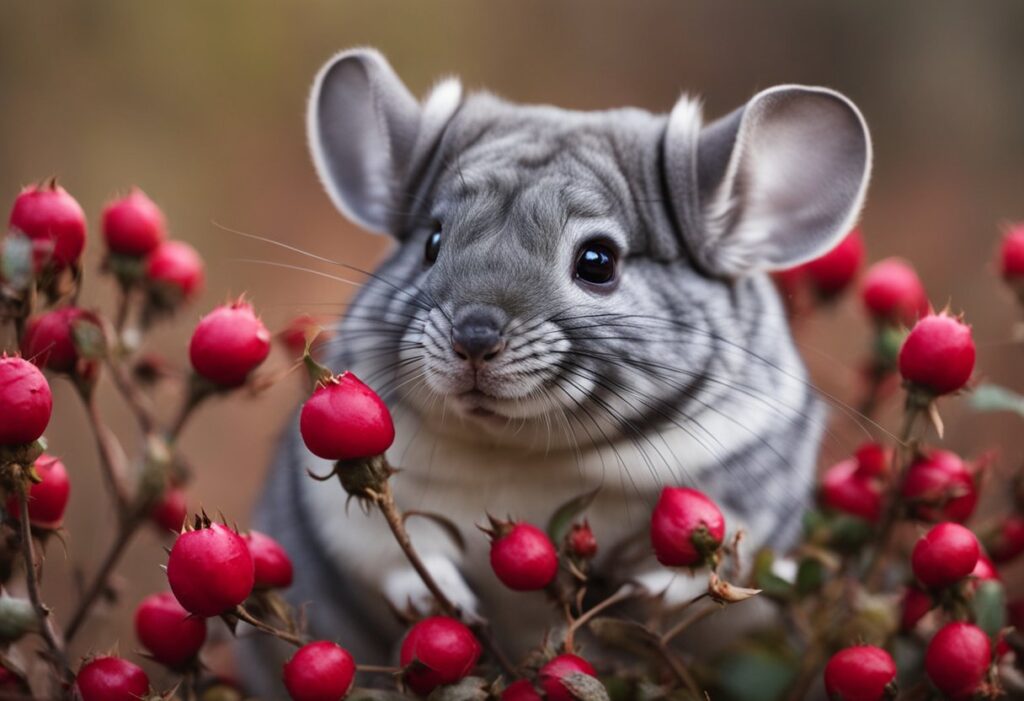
(546, 487, 601, 544)
(971, 580, 1007, 639)
(752, 549, 794, 602)
(795, 558, 824, 596)
(970, 384, 1024, 418)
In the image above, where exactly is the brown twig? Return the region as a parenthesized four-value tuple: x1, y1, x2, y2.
(234, 606, 305, 647)
(105, 356, 157, 435)
(660, 599, 720, 647)
(564, 584, 641, 652)
(80, 387, 132, 514)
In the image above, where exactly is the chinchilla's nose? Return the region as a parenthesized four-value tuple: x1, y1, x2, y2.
(451, 304, 506, 364)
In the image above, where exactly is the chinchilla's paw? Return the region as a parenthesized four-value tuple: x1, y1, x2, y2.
(383, 554, 481, 623)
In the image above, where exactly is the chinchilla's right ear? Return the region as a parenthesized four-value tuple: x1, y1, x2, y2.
(307, 48, 462, 235)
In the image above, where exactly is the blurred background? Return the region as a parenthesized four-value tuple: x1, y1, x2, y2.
(2, 0, 1024, 683)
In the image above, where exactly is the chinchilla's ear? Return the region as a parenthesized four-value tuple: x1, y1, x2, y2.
(307, 48, 462, 235)
(664, 86, 871, 276)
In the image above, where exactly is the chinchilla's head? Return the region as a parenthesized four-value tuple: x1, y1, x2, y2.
(307, 48, 871, 452)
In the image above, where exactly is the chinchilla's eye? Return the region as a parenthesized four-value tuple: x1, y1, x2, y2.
(574, 240, 617, 286)
(425, 226, 442, 264)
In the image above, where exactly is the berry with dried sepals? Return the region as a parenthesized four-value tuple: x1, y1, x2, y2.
(166, 522, 255, 617)
(399, 616, 481, 696)
(283, 640, 356, 701)
(300, 372, 395, 461)
(650, 486, 726, 567)
(189, 300, 271, 387)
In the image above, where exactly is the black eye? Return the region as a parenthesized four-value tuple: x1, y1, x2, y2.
(574, 241, 617, 286)
(425, 227, 442, 264)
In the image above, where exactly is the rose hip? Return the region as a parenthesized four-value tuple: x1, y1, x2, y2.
(567, 521, 598, 560)
(134, 591, 207, 668)
(189, 300, 271, 387)
(300, 372, 395, 461)
(20, 307, 102, 374)
(650, 487, 725, 567)
(539, 654, 599, 701)
(102, 188, 167, 256)
(823, 645, 897, 701)
(5, 454, 70, 529)
(861, 258, 929, 326)
(150, 486, 188, 533)
(984, 514, 1024, 564)
(911, 522, 979, 589)
(900, 585, 932, 631)
(400, 616, 481, 695)
(802, 228, 865, 297)
(0, 355, 52, 446)
(166, 522, 255, 616)
(9, 182, 87, 270)
(924, 622, 992, 700)
(502, 680, 542, 701)
(901, 450, 978, 523)
(245, 530, 294, 589)
(854, 443, 890, 478)
(283, 640, 356, 701)
(75, 656, 150, 701)
(999, 223, 1024, 281)
(820, 456, 883, 523)
(489, 521, 559, 591)
(146, 240, 205, 300)
(898, 313, 975, 396)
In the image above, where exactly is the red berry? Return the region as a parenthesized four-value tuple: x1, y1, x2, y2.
(924, 622, 992, 701)
(984, 515, 1024, 564)
(538, 654, 598, 701)
(1000, 224, 1024, 280)
(5, 454, 70, 529)
(854, 443, 890, 478)
(820, 457, 883, 523)
(280, 314, 329, 356)
(75, 656, 150, 701)
(971, 553, 999, 582)
(901, 450, 978, 523)
(300, 372, 395, 461)
(911, 522, 979, 589)
(150, 487, 188, 533)
(146, 240, 205, 300)
(861, 258, 929, 326)
(399, 616, 481, 695)
(20, 307, 102, 374)
(502, 680, 543, 701)
(166, 523, 255, 616)
(134, 591, 207, 667)
(898, 313, 975, 396)
(567, 521, 598, 560)
(189, 301, 271, 387)
(900, 585, 933, 631)
(650, 487, 725, 567)
(489, 522, 559, 591)
(283, 641, 356, 701)
(0, 355, 52, 446)
(802, 228, 865, 297)
(9, 182, 87, 270)
(245, 530, 294, 589)
(102, 188, 167, 256)
(823, 645, 897, 701)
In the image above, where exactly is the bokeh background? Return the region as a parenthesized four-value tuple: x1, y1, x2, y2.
(2, 0, 1024, 685)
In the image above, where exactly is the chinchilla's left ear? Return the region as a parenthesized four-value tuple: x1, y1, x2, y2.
(664, 85, 871, 277)
(307, 48, 462, 236)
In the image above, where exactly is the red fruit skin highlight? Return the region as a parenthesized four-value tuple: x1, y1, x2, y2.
(300, 372, 395, 461)
(861, 258, 929, 325)
(166, 523, 255, 616)
(283, 641, 356, 701)
(9, 183, 87, 270)
(0, 355, 53, 446)
(650, 487, 726, 567)
(539, 654, 599, 701)
(134, 591, 207, 668)
(490, 522, 559, 591)
(20, 307, 101, 374)
(75, 656, 150, 701)
(897, 313, 975, 396)
(900, 450, 978, 523)
(146, 240, 205, 299)
(820, 457, 882, 523)
(189, 301, 271, 387)
(400, 616, 482, 695)
(246, 530, 294, 589)
(823, 645, 897, 701)
(102, 188, 166, 256)
(911, 522, 980, 589)
(801, 228, 865, 297)
(924, 622, 992, 701)
(5, 454, 69, 528)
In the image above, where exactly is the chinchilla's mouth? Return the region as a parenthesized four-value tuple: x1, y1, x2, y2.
(458, 389, 505, 420)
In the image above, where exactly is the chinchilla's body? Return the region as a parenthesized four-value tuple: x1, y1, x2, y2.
(240, 48, 871, 690)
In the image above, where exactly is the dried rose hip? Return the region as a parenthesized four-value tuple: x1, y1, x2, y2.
(102, 188, 167, 256)
(145, 240, 205, 300)
(245, 530, 294, 590)
(134, 591, 207, 668)
(650, 487, 725, 567)
(489, 521, 559, 591)
(300, 372, 395, 461)
(75, 656, 150, 701)
(539, 654, 599, 701)
(20, 307, 103, 374)
(901, 449, 978, 523)
(5, 454, 70, 529)
(823, 645, 897, 701)
(911, 522, 979, 589)
(9, 181, 87, 270)
(166, 522, 255, 617)
(189, 300, 271, 387)
(924, 622, 992, 701)
(150, 486, 188, 533)
(0, 354, 52, 446)
(820, 455, 883, 523)
(898, 313, 975, 396)
(400, 616, 481, 695)
(283, 640, 356, 701)
(860, 258, 929, 326)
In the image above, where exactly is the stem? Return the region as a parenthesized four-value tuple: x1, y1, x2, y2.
(654, 641, 703, 697)
(357, 664, 401, 675)
(105, 356, 156, 434)
(17, 490, 73, 688)
(660, 600, 720, 647)
(81, 386, 132, 514)
(564, 585, 639, 652)
(235, 606, 305, 647)
(113, 286, 132, 337)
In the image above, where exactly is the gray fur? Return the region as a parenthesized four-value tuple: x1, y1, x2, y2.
(240, 49, 870, 692)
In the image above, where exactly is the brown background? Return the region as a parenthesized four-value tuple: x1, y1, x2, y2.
(2, 0, 1024, 684)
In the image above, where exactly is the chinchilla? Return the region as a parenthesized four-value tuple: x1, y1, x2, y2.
(239, 47, 871, 688)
